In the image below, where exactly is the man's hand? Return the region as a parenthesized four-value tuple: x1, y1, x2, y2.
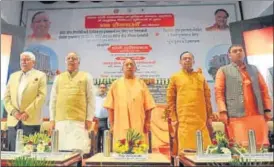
(49, 121, 55, 135)
(218, 111, 228, 125)
(143, 123, 150, 134)
(109, 124, 114, 133)
(210, 112, 219, 121)
(85, 120, 92, 130)
(14, 112, 22, 120)
(206, 118, 215, 139)
(20, 112, 29, 121)
(168, 118, 178, 138)
(171, 120, 179, 129)
(264, 112, 272, 121)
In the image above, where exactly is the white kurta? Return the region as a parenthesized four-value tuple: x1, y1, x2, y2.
(49, 72, 95, 153)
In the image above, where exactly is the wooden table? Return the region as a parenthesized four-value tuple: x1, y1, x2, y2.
(180, 153, 274, 166)
(1, 151, 82, 166)
(85, 153, 171, 166)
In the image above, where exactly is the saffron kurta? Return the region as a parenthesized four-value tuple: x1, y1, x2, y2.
(215, 64, 272, 146)
(167, 70, 212, 153)
(103, 77, 156, 143)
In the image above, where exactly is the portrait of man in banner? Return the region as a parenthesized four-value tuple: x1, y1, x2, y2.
(206, 9, 229, 31)
(27, 11, 53, 41)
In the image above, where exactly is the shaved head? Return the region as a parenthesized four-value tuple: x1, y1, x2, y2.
(123, 58, 137, 78)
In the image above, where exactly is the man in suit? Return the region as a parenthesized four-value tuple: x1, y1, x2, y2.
(4, 51, 47, 151)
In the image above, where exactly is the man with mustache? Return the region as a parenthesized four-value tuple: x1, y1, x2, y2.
(206, 9, 229, 31)
(49, 52, 95, 153)
(167, 52, 214, 155)
(215, 44, 272, 146)
(104, 58, 155, 145)
(4, 51, 47, 151)
(27, 11, 52, 41)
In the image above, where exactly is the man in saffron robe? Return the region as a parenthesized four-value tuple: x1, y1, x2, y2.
(215, 44, 272, 147)
(167, 52, 213, 154)
(104, 58, 156, 144)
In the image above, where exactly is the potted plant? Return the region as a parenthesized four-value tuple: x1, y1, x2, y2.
(206, 131, 248, 156)
(113, 129, 149, 159)
(23, 132, 51, 153)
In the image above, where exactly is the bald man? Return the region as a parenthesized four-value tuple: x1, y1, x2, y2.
(49, 52, 95, 154)
(4, 51, 47, 151)
(104, 58, 156, 145)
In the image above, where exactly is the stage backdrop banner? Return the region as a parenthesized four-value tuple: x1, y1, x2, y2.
(24, 4, 238, 117)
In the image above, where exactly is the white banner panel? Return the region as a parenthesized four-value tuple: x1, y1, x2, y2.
(24, 4, 238, 117)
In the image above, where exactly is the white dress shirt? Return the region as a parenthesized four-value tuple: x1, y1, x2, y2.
(17, 69, 33, 107)
(95, 95, 108, 118)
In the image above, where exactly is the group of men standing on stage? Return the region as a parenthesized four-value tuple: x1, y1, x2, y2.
(3, 44, 272, 155)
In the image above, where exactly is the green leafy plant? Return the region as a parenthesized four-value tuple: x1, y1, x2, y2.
(23, 132, 50, 145)
(229, 157, 271, 166)
(114, 129, 148, 154)
(23, 132, 51, 153)
(126, 129, 143, 145)
(208, 157, 272, 167)
(206, 131, 248, 155)
(10, 156, 54, 166)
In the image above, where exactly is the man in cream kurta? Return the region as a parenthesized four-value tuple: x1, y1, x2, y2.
(49, 52, 95, 153)
(104, 58, 156, 145)
(4, 51, 47, 151)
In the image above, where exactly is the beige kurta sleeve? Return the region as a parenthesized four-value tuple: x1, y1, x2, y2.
(86, 74, 95, 121)
(49, 75, 59, 121)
